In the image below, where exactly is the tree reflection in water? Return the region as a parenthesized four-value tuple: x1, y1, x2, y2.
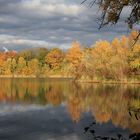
(84, 121, 140, 140)
(128, 107, 140, 120)
(0, 78, 140, 136)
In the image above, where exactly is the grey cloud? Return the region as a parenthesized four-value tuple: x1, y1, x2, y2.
(0, 0, 132, 50)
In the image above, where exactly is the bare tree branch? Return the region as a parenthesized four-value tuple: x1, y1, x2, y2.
(81, 0, 140, 46)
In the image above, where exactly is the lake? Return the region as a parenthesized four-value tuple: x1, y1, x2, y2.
(0, 78, 140, 140)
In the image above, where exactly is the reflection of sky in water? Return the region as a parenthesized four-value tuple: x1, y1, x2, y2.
(0, 103, 45, 115)
(0, 104, 130, 140)
(0, 103, 67, 115)
(0, 104, 89, 140)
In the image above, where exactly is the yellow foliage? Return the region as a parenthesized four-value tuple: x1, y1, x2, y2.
(28, 58, 39, 75)
(129, 44, 140, 70)
(66, 41, 83, 66)
(130, 30, 139, 40)
(0, 59, 4, 67)
(45, 48, 64, 69)
(4, 69, 12, 75)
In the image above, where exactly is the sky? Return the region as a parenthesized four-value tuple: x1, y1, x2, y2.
(0, 0, 138, 51)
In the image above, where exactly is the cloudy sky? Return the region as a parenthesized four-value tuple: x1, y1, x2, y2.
(0, 0, 137, 51)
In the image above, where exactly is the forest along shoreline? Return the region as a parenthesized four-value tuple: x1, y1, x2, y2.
(0, 30, 140, 84)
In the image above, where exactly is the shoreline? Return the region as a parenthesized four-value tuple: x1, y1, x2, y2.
(0, 75, 140, 84)
(79, 80, 140, 84)
(0, 75, 73, 79)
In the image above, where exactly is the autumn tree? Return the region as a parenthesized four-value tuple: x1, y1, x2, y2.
(80, 38, 130, 80)
(91, 40, 113, 79)
(5, 51, 17, 59)
(66, 41, 83, 66)
(19, 49, 35, 61)
(128, 44, 140, 74)
(16, 57, 27, 75)
(128, 31, 140, 74)
(45, 48, 64, 70)
(66, 41, 83, 79)
(0, 58, 4, 74)
(110, 37, 129, 79)
(11, 58, 17, 75)
(28, 58, 40, 76)
(3, 58, 12, 75)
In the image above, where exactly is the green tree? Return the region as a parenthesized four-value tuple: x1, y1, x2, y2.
(37, 48, 48, 65)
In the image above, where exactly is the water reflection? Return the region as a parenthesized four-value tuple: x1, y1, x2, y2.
(84, 121, 140, 140)
(0, 78, 140, 134)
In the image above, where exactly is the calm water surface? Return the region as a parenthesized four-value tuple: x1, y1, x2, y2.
(0, 78, 140, 140)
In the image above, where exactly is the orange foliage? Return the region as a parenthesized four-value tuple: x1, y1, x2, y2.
(0, 59, 4, 67)
(0, 51, 17, 61)
(66, 41, 83, 66)
(45, 48, 64, 69)
(46, 87, 63, 106)
(67, 98, 81, 123)
(0, 92, 6, 101)
(94, 112, 111, 123)
(129, 30, 139, 41)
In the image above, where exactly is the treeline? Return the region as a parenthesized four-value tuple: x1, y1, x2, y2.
(0, 30, 140, 81)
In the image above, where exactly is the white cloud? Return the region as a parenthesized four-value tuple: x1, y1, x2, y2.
(20, 0, 84, 17)
(0, 35, 57, 48)
(0, 34, 73, 51)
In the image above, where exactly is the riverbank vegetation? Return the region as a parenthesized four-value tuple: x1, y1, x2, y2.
(0, 30, 140, 82)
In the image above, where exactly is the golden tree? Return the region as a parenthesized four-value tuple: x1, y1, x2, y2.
(45, 48, 64, 69)
(28, 58, 39, 76)
(66, 41, 83, 66)
(66, 41, 83, 79)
